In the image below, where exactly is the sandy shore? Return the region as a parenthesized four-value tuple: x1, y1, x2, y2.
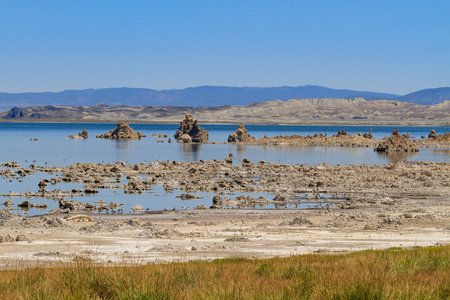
(0, 207, 449, 269)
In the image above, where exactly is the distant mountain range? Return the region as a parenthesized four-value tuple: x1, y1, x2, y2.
(0, 85, 448, 110)
(396, 87, 450, 105)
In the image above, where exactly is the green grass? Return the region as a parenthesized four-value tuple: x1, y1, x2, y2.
(0, 245, 449, 299)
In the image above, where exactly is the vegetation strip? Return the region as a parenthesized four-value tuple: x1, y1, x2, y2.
(0, 245, 448, 299)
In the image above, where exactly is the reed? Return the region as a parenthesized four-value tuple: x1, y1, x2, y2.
(0, 245, 448, 299)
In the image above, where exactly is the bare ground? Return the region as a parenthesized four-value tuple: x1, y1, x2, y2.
(1, 196, 449, 269)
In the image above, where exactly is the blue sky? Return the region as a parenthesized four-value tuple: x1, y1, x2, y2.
(1, 0, 449, 95)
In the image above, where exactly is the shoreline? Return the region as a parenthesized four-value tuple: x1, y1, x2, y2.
(1, 159, 449, 268)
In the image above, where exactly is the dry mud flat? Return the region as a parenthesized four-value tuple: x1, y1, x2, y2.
(0, 159, 449, 269)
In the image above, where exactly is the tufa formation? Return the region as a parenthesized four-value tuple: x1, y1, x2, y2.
(228, 124, 255, 142)
(374, 129, 419, 152)
(96, 122, 145, 139)
(68, 128, 88, 139)
(174, 115, 209, 143)
(428, 129, 450, 142)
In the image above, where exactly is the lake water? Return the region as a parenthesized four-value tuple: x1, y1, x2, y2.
(0, 123, 449, 215)
(0, 122, 449, 166)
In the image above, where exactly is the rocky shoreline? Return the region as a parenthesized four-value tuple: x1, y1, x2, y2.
(0, 156, 449, 268)
(1, 159, 449, 206)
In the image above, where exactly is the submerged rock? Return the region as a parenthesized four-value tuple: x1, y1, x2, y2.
(96, 122, 145, 139)
(173, 115, 209, 143)
(374, 130, 419, 152)
(227, 124, 254, 142)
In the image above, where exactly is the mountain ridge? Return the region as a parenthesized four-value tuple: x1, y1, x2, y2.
(0, 85, 400, 110)
(1, 85, 449, 111)
(396, 87, 450, 105)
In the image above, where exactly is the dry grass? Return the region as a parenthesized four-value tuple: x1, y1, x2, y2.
(0, 245, 449, 299)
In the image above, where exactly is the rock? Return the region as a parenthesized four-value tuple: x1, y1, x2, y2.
(336, 129, 349, 137)
(224, 237, 250, 242)
(15, 234, 29, 242)
(152, 133, 168, 138)
(84, 187, 98, 194)
(212, 195, 223, 205)
(173, 115, 209, 143)
(131, 205, 145, 212)
(58, 199, 86, 212)
(426, 130, 450, 142)
(179, 193, 194, 200)
(0, 235, 16, 243)
(18, 201, 33, 209)
(272, 195, 287, 202)
(3, 162, 21, 168)
(108, 202, 122, 209)
(178, 193, 202, 200)
(314, 133, 326, 138)
(3, 200, 13, 207)
(38, 179, 48, 188)
(363, 224, 378, 230)
(179, 134, 192, 143)
(428, 129, 437, 139)
(363, 129, 373, 139)
(124, 218, 141, 227)
(35, 203, 48, 209)
(374, 130, 419, 152)
(68, 128, 89, 139)
(290, 216, 313, 226)
(96, 122, 145, 139)
(194, 204, 208, 210)
(227, 124, 255, 142)
(224, 156, 233, 164)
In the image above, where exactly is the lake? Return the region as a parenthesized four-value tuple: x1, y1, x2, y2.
(0, 123, 448, 215)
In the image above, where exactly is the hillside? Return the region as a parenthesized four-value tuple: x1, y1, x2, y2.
(2, 98, 448, 125)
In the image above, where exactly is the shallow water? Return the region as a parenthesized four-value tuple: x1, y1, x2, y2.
(0, 123, 448, 216)
(0, 122, 448, 166)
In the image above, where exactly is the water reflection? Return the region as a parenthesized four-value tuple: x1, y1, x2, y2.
(377, 151, 419, 164)
(431, 149, 450, 155)
(180, 143, 201, 161)
(234, 144, 247, 155)
(115, 140, 132, 162)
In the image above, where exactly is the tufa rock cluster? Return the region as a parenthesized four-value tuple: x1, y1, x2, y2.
(96, 122, 145, 140)
(68, 128, 88, 139)
(363, 129, 374, 139)
(374, 130, 419, 152)
(174, 115, 209, 143)
(428, 129, 450, 142)
(228, 124, 255, 143)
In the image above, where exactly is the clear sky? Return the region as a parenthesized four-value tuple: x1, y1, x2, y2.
(1, 0, 449, 95)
